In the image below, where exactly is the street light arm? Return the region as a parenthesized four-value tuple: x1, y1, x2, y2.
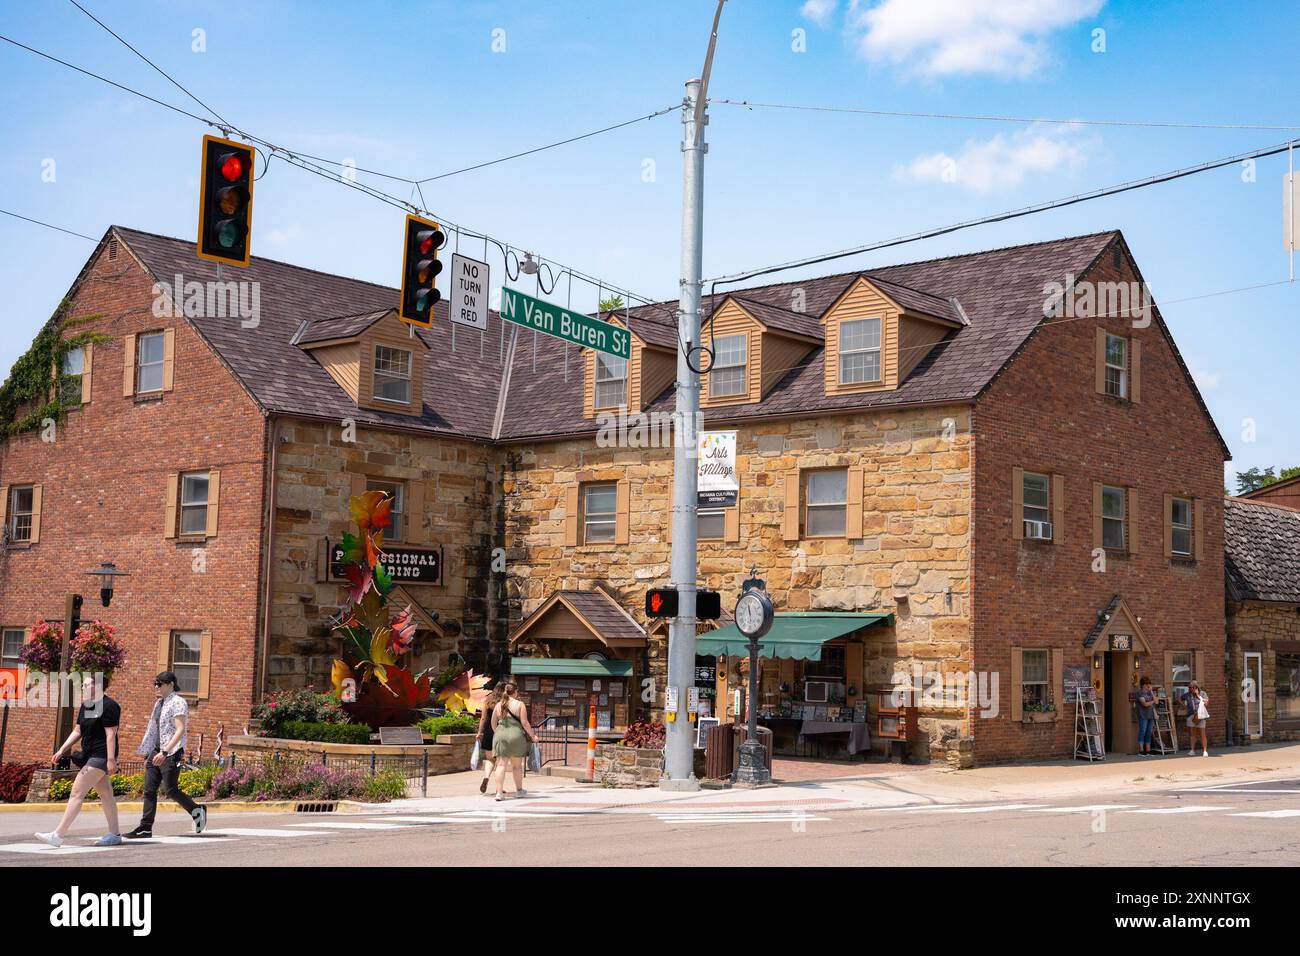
(694, 0, 726, 146)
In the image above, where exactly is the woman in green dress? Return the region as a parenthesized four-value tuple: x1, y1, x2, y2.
(490, 680, 537, 801)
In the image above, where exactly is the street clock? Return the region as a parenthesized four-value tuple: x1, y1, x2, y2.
(735, 589, 773, 640)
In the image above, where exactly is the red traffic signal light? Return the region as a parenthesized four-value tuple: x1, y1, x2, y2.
(646, 588, 679, 618)
(197, 134, 254, 267)
(400, 214, 445, 328)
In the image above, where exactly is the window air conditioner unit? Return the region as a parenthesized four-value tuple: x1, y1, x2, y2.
(804, 681, 831, 703)
(1024, 520, 1053, 540)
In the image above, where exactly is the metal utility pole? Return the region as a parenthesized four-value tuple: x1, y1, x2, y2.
(662, 0, 724, 789)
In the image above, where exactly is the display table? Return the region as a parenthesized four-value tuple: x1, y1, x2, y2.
(758, 716, 871, 759)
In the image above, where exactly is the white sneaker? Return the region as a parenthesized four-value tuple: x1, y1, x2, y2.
(516, 790, 527, 799)
(34, 831, 62, 848)
(1202, 750, 1209, 757)
(1187, 749, 1195, 756)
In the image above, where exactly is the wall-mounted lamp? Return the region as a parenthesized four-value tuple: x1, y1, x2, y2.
(85, 562, 130, 608)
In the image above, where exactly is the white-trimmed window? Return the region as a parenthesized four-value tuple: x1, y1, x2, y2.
(137, 332, 166, 394)
(594, 353, 627, 409)
(170, 631, 202, 695)
(839, 317, 882, 385)
(709, 334, 747, 398)
(1171, 496, 1193, 557)
(1021, 649, 1050, 707)
(61, 346, 85, 405)
(1023, 471, 1051, 539)
(366, 479, 405, 541)
(582, 483, 617, 543)
(1, 628, 24, 669)
(1101, 485, 1126, 550)
(698, 508, 726, 541)
(7, 486, 35, 543)
(1171, 651, 1194, 706)
(1104, 333, 1128, 398)
(373, 346, 412, 403)
(805, 469, 848, 537)
(179, 472, 210, 536)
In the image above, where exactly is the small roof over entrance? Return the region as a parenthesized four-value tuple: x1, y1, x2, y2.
(510, 657, 634, 678)
(1082, 594, 1151, 653)
(697, 612, 893, 661)
(508, 587, 647, 650)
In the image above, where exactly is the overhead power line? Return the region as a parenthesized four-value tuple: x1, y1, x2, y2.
(707, 136, 1300, 287)
(710, 97, 1300, 132)
(0, 28, 678, 318)
(0, 208, 98, 242)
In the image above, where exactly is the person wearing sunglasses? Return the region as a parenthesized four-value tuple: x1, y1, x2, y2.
(123, 671, 207, 839)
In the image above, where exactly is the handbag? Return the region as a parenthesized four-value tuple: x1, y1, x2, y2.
(469, 740, 482, 771)
(529, 742, 542, 773)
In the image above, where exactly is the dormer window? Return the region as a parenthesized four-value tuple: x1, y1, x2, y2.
(594, 353, 627, 409)
(839, 317, 881, 385)
(709, 334, 747, 398)
(373, 345, 412, 403)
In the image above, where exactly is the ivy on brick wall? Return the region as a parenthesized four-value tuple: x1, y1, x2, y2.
(0, 300, 111, 439)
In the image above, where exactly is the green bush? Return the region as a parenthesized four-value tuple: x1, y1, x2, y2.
(252, 688, 350, 738)
(46, 768, 213, 801)
(179, 765, 217, 797)
(362, 769, 409, 802)
(279, 721, 372, 745)
(418, 713, 479, 738)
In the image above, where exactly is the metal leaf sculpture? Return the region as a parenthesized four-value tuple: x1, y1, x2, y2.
(437, 667, 491, 714)
(330, 491, 431, 727)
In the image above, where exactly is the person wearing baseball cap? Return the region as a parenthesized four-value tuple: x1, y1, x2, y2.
(123, 671, 206, 839)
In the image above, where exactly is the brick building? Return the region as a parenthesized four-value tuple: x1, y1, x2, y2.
(0, 225, 1230, 765)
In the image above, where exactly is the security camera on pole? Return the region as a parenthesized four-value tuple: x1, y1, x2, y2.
(661, 0, 725, 790)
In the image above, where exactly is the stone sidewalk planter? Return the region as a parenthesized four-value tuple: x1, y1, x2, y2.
(230, 733, 475, 776)
(592, 743, 707, 787)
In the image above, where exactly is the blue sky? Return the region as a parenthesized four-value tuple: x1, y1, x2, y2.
(1, 0, 1295, 485)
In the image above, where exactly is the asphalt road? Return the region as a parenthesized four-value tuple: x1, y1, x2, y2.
(3, 777, 1298, 867)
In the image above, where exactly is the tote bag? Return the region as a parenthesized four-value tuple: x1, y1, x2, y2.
(469, 740, 482, 771)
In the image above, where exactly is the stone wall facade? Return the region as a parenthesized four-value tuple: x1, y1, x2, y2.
(268, 419, 506, 690)
(1226, 601, 1300, 743)
(502, 406, 974, 754)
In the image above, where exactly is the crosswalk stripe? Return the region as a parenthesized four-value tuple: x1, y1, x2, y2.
(81, 835, 235, 845)
(1176, 787, 1300, 794)
(903, 803, 1047, 813)
(0, 842, 110, 855)
(205, 827, 332, 837)
(656, 814, 831, 823)
(1226, 809, 1300, 818)
(286, 821, 417, 830)
(1119, 806, 1230, 814)
(1024, 805, 1138, 813)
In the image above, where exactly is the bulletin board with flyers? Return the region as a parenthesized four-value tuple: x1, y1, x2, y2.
(524, 676, 629, 730)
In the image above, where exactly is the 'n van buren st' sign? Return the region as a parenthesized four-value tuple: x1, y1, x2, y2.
(500, 287, 631, 359)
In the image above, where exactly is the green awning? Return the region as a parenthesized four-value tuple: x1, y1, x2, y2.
(696, 612, 894, 661)
(510, 657, 633, 678)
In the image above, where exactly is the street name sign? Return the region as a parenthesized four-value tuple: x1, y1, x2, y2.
(450, 254, 490, 331)
(500, 286, 630, 359)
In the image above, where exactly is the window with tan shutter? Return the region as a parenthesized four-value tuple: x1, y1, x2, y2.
(161, 629, 212, 699)
(136, 332, 167, 394)
(1170, 496, 1193, 557)
(61, 346, 86, 405)
(582, 483, 617, 543)
(805, 469, 848, 538)
(366, 479, 405, 541)
(1, 628, 24, 669)
(1101, 484, 1126, 550)
(4, 485, 38, 544)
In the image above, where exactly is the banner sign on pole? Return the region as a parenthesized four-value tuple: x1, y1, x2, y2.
(697, 431, 738, 507)
(450, 254, 490, 331)
(500, 286, 630, 359)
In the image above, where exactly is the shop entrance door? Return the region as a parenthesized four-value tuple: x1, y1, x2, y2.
(1244, 651, 1263, 738)
(1106, 650, 1136, 754)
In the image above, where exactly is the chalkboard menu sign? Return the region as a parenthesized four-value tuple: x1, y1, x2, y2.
(1063, 665, 1090, 698)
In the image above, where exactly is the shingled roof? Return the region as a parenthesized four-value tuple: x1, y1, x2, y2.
(1225, 498, 1300, 604)
(99, 225, 1222, 449)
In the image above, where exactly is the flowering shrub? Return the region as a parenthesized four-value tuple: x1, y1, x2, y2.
(0, 762, 42, 802)
(19, 621, 62, 673)
(251, 688, 351, 738)
(210, 758, 370, 801)
(70, 620, 125, 682)
(620, 721, 667, 749)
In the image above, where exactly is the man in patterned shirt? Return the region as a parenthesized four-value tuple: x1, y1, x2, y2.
(124, 671, 207, 839)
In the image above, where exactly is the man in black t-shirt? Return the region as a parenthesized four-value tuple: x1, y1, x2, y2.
(35, 674, 124, 848)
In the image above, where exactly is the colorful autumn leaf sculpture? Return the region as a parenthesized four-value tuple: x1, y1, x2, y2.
(436, 667, 491, 714)
(330, 491, 431, 727)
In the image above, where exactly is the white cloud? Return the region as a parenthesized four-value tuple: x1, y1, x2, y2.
(893, 123, 1092, 193)
(266, 224, 305, 244)
(801, 0, 838, 28)
(847, 0, 1104, 78)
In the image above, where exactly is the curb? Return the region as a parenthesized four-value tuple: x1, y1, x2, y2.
(0, 799, 372, 814)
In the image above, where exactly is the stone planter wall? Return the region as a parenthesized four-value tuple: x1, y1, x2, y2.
(24, 769, 78, 803)
(230, 733, 474, 776)
(592, 743, 707, 788)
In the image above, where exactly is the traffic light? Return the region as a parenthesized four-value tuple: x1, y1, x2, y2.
(696, 589, 721, 620)
(399, 213, 445, 328)
(645, 588, 678, 618)
(197, 134, 254, 266)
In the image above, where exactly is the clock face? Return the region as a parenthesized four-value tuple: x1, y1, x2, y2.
(736, 593, 765, 635)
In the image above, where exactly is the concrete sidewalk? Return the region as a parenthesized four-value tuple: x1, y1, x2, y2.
(378, 741, 1300, 816)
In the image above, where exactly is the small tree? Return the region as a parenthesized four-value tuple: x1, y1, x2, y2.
(598, 293, 625, 315)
